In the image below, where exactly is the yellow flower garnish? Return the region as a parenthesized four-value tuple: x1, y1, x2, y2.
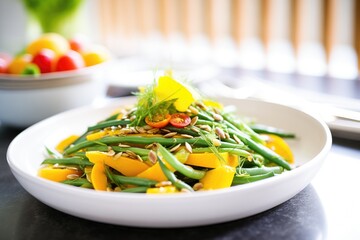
(154, 76, 199, 112)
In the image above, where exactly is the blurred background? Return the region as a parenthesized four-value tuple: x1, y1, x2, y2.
(1, 0, 359, 79)
(0, 0, 359, 137)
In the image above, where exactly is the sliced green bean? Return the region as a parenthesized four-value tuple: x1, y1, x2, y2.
(87, 119, 131, 132)
(157, 144, 206, 180)
(63, 136, 247, 156)
(62, 178, 92, 187)
(227, 128, 292, 170)
(224, 118, 265, 145)
(121, 186, 148, 193)
(158, 157, 194, 192)
(238, 166, 283, 176)
(192, 147, 251, 158)
(250, 124, 296, 138)
(106, 169, 157, 187)
(42, 157, 93, 166)
(112, 146, 150, 156)
(232, 172, 275, 185)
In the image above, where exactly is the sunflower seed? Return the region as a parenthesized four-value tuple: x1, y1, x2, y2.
(118, 144, 131, 147)
(53, 164, 66, 169)
(180, 134, 194, 139)
(169, 143, 181, 152)
(147, 128, 160, 134)
(190, 126, 200, 133)
(233, 135, 242, 144)
(155, 181, 172, 187)
(114, 152, 123, 160)
(212, 138, 221, 147)
(181, 188, 191, 193)
(135, 126, 146, 133)
(129, 115, 137, 121)
(148, 150, 157, 164)
(66, 166, 79, 171)
(107, 149, 116, 156)
(164, 132, 177, 138)
(189, 106, 199, 115)
(195, 101, 207, 110)
(66, 174, 80, 180)
(212, 113, 223, 121)
(193, 182, 204, 191)
(190, 116, 198, 126)
(185, 142, 193, 153)
(215, 127, 226, 139)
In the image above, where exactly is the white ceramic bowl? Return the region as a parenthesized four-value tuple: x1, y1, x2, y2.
(0, 63, 107, 127)
(7, 97, 332, 228)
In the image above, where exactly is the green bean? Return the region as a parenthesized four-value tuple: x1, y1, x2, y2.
(232, 172, 275, 185)
(62, 178, 92, 187)
(87, 119, 131, 132)
(158, 157, 194, 192)
(191, 147, 251, 158)
(42, 157, 93, 166)
(250, 124, 296, 138)
(112, 146, 150, 156)
(164, 126, 199, 136)
(197, 111, 214, 121)
(227, 128, 292, 170)
(121, 186, 148, 193)
(63, 136, 247, 156)
(106, 168, 157, 187)
(157, 144, 206, 180)
(238, 166, 283, 176)
(224, 118, 265, 144)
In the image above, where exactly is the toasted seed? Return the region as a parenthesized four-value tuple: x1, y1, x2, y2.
(225, 132, 230, 139)
(129, 115, 137, 121)
(161, 128, 171, 133)
(114, 187, 122, 192)
(164, 132, 177, 138)
(147, 128, 159, 134)
(193, 182, 204, 191)
(215, 127, 226, 139)
(145, 143, 155, 149)
(170, 143, 181, 152)
(212, 113, 223, 121)
(125, 150, 137, 158)
(198, 124, 212, 132)
(107, 149, 116, 156)
(233, 135, 242, 144)
(189, 106, 199, 115)
(148, 150, 157, 164)
(190, 116, 198, 126)
(136, 155, 143, 162)
(190, 126, 200, 133)
(106, 187, 113, 192)
(180, 134, 194, 139)
(118, 143, 131, 148)
(212, 139, 221, 147)
(181, 188, 191, 193)
(135, 126, 146, 133)
(185, 142, 193, 153)
(53, 164, 66, 169)
(155, 181, 172, 187)
(66, 166, 79, 171)
(195, 101, 207, 110)
(114, 152, 123, 160)
(66, 174, 80, 180)
(143, 125, 152, 130)
(119, 128, 133, 134)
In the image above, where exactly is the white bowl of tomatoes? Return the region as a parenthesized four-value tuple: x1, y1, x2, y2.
(0, 33, 110, 128)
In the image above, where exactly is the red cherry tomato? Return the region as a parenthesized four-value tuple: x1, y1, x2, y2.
(169, 113, 191, 128)
(0, 52, 12, 73)
(55, 50, 85, 71)
(69, 35, 89, 52)
(32, 48, 56, 73)
(145, 114, 171, 128)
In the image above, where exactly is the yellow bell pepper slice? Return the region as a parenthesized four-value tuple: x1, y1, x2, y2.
(200, 165, 236, 190)
(86, 151, 149, 177)
(146, 186, 179, 194)
(55, 135, 79, 153)
(38, 167, 82, 182)
(262, 134, 294, 164)
(154, 76, 199, 112)
(185, 152, 238, 168)
(91, 162, 108, 191)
